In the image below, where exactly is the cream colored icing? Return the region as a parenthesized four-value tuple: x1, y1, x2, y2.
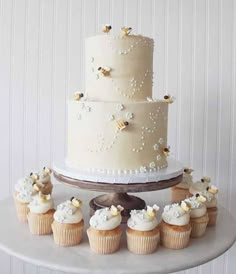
(89, 207, 122, 230)
(28, 194, 54, 214)
(184, 196, 207, 218)
(127, 207, 159, 231)
(67, 100, 168, 173)
(85, 34, 153, 102)
(15, 176, 36, 194)
(53, 200, 83, 224)
(162, 203, 190, 226)
(200, 190, 218, 208)
(16, 191, 34, 204)
(177, 173, 193, 189)
(189, 181, 209, 195)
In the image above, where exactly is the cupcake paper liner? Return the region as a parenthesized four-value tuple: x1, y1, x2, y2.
(171, 187, 190, 203)
(87, 228, 122, 254)
(52, 220, 84, 246)
(207, 209, 217, 226)
(126, 230, 160, 255)
(190, 215, 209, 238)
(28, 210, 54, 235)
(13, 194, 29, 223)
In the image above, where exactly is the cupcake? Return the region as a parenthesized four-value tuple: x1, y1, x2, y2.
(200, 185, 219, 226)
(184, 194, 209, 238)
(171, 168, 194, 203)
(14, 173, 37, 195)
(27, 192, 55, 235)
(126, 205, 160, 254)
(52, 197, 84, 246)
(33, 167, 53, 195)
(189, 176, 211, 197)
(87, 205, 123, 254)
(161, 201, 191, 249)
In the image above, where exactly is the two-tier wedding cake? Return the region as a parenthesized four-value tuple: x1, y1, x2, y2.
(66, 27, 171, 176)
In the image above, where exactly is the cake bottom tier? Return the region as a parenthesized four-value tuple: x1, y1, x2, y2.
(67, 100, 168, 175)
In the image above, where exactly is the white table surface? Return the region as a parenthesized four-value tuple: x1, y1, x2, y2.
(0, 184, 236, 274)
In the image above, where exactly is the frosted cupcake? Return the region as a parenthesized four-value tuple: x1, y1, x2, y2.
(185, 194, 209, 238)
(189, 176, 211, 196)
(14, 190, 35, 222)
(126, 205, 160, 254)
(27, 192, 55, 235)
(14, 174, 37, 195)
(87, 205, 123, 254)
(33, 167, 53, 195)
(171, 168, 194, 203)
(200, 185, 219, 226)
(52, 197, 84, 246)
(161, 201, 191, 249)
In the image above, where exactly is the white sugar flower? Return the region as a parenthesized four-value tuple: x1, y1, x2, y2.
(153, 144, 159, 151)
(107, 114, 115, 121)
(117, 103, 124, 111)
(158, 137, 164, 144)
(156, 155, 161, 161)
(125, 112, 134, 120)
(140, 166, 147, 173)
(149, 162, 156, 169)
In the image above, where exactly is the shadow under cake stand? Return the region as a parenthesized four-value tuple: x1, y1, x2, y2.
(53, 158, 183, 221)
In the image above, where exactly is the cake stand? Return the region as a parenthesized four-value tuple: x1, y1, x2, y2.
(53, 158, 183, 220)
(0, 184, 235, 274)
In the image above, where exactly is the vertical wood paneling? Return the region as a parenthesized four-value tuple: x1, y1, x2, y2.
(0, 1, 235, 273)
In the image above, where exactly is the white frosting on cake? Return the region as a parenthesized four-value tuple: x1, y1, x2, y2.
(54, 200, 83, 224)
(162, 203, 190, 226)
(67, 100, 168, 172)
(127, 206, 159, 231)
(28, 194, 54, 214)
(89, 207, 122, 230)
(185, 196, 207, 218)
(85, 35, 153, 102)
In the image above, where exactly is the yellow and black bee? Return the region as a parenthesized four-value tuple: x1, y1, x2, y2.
(39, 192, 51, 203)
(42, 166, 52, 176)
(30, 172, 39, 182)
(102, 24, 112, 33)
(195, 193, 207, 203)
(120, 27, 132, 37)
(70, 197, 82, 208)
(163, 146, 170, 156)
(98, 66, 111, 77)
(116, 120, 129, 131)
(73, 92, 84, 101)
(163, 95, 175, 104)
(110, 205, 124, 216)
(184, 168, 194, 174)
(201, 176, 211, 184)
(180, 201, 191, 212)
(206, 186, 218, 194)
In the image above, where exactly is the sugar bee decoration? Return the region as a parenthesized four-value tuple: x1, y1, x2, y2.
(116, 120, 129, 131)
(206, 185, 218, 194)
(102, 24, 112, 33)
(110, 205, 124, 216)
(70, 197, 82, 208)
(163, 146, 170, 156)
(120, 27, 132, 37)
(180, 201, 191, 212)
(30, 172, 39, 182)
(163, 94, 175, 104)
(201, 176, 211, 184)
(73, 92, 84, 101)
(42, 167, 52, 176)
(146, 204, 160, 218)
(195, 193, 207, 203)
(184, 168, 194, 174)
(98, 66, 111, 77)
(39, 192, 51, 203)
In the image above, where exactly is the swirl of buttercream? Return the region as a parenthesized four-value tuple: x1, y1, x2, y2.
(200, 190, 217, 208)
(127, 209, 158, 231)
(177, 173, 193, 189)
(162, 203, 190, 226)
(89, 207, 122, 230)
(28, 194, 54, 214)
(184, 196, 207, 218)
(53, 200, 83, 224)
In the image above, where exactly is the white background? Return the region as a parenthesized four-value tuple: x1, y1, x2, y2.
(0, 0, 235, 273)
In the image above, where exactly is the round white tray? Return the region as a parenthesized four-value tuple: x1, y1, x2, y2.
(53, 158, 184, 184)
(0, 185, 235, 274)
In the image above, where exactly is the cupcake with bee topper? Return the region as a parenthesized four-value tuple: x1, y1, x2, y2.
(27, 192, 55, 235)
(52, 197, 84, 246)
(184, 194, 209, 238)
(87, 205, 124, 254)
(171, 168, 194, 203)
(126, 205, 160, 254)
(199, 185, 219, 226)
(160, 201, 192, 249)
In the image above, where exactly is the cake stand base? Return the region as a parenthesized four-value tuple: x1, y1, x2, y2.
(89, 193, 146, 222)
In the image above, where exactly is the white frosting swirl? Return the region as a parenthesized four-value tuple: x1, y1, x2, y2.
(185, 196, 207, 218)
(177, 173, 193, 189)
(16, 190, 34, 204)
(200, 190, 217, 208)
(127, 209, 158, 231)
(89, 208, 122, 230)
(189, 181, 208, 195)
(162, 203, 190, 226)
(15, 177, 36, 194)
(28, 194, 54, 214)
(53, 200, 83, 224)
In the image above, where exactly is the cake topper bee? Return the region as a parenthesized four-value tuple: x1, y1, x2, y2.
(102, 24, 112, 33)
(73, 92, 84, 101)
(206, 185, 218, 194)
(116, 120, 129, 131)
(163, 146, 170, 157)
(42, 167, 52, 176)
(110, 205, 124, 216)
(163, 94, 175, 104)
(180, 201, 191, 212)
(39, 192, 51, 203)
(201, 176, 211, 184)
(195, 193, 207, 203)
(146, 204, 160, 218)
(70, 197, 82, 208)
(30, 172, 39, 182)
(120, 27, 132, 37)
(98, 66, 111, 77)
(184, 168, 194, 174)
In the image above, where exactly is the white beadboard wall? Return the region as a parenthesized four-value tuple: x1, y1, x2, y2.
(0, 0, 235, 273)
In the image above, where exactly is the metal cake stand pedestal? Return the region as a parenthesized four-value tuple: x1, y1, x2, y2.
(53, 158, 183, 221)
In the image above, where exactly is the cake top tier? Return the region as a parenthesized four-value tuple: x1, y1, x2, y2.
(85, 28, 154, 102)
